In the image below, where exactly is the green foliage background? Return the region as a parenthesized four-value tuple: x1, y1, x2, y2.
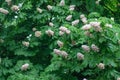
(0, 0, 120, 80)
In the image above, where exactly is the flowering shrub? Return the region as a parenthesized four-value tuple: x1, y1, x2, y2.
(0, 0, 120, 80)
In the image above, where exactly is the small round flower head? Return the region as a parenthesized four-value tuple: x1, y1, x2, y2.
(11, 5, 19, 11)
(90, 21, 101, 27)
(77, 53, 84, 60)
(45, 29, 54, 36)
(97, 63, 105, 69)
(91, 44, 99, 52)
(69, 5, 75, 11)
(61, 51, 68, 58)
(59, 26, 67, 32)
(47, 5, 53, 10)
(117, 78, 120, 80)
(5, 0, 11, 5)
(81, 24, 91, 30)
(21, 63, 29, 71)
(81, 18, 87, 24)
(36, 7, 42, 13)
(66, 15, 72, 21)
(53, 49, 61, 55)
(32, 27, 37, 31)
(0, 8, 9, 14)
(59, 0, 65, 6)
(84, 31, 93, 38)
(80, 14, 85, 19)
(49, 22, 54, 27)
(35, 31, 41, 37)
(22, 41, 29, 47)
(59, 31, 64, 36)
(72, 19, 79, 26)
(57, 40, 64, 47)
(81, 45, 90, 52)
(65, 30, 71, 34)
(105, 24, 112, 28)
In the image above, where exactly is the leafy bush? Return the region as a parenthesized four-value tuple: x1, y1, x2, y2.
(0, 0, 120, 80)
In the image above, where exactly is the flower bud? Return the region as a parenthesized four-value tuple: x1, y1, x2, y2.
(22, 41, 29, 47)
(49, 22, 54, 27)
(61, 51, 68, 58)
(53, 49, 61, 55)
(59, 0, 65, 6)
(97, 63, 105, 69)
(77, 53, 84, 60)
(21, 63, 29, 71)
(81, 45, 90, 52)
(66, 15, 72, 21)
(81, 24, 91, 30)
(36, 7, 42, 13)
(35, 31, 41, 37)
(91, 44, 99, 52)
(11, 5, 19, 11)
(72, 19, 79, 26)
(45, 29, 54, 36)
(47, 5, 53, 10)
(57, 40, 63, 47)
(0, 8, 9, 14)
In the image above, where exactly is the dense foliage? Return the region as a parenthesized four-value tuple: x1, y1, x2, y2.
(0, 0, 120, 80)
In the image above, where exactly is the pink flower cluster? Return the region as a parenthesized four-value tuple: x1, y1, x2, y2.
(81, 45, 90, 52)
(57, 40, 64, 47)
(22, 41, 29, 47)
(0, 8, 9, 14)
(72, 19, 79, 26)
(37, 7, 42, 13)
(35, 31, 41, 37)
(91, 44, 99, 52)
(66, 15, 72, 21)
(59, 26, 71, 35)
(21, 63, 29, 71)
(11, 5, 19, 11)
(97, 63, 105, 69)
(80, 14, 87, 24)
(77, 52, 84, 60)
(69, 5, 75, 11)
(59, 0, 65, 6)
(45, 29, 54, 36)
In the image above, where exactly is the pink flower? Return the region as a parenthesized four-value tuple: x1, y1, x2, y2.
(91, 44, 99, 52)
(66, 15, 72, 21)
(11, 5, 19, 11)
(49, 22, 54, 27)
(35, 31, 41, 37)
(59, 31, 64, 36)
(81, 45, 90, 52)
(0, 8, 9, 14)
(97, 63, 105, 69)
(59, 0, 65, 6)
(53, 49, 61, 55)
(59, 26, 67, 32)
(77, 53, 84, 60)
(21, 63, 29, 71)
(57, 40, 64, 47)
(36, 7, 42, 13)
(45, 29, 54, 36)
(81, 24, 91, 30)
(90, 21, 100, 27)
(22, 41, 29, 47)
(47, 5, 53, 10)
(72, 19, 79, 26)
(69, 5, 75, 11)
(61, 51, 68, 58)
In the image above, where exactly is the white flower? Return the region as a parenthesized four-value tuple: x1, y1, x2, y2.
(59, 0, 65, 6)
(83, 78, 87, 80)
(18, 3, 23, 8)
(80, 14, 85, 19)
(36, 7, 42, 13)
(81, 45, 90, 52)
(5, 0, 11, 5)
(81, 24, 91, 30)
(66, 15, 72, 21)
(11, 5, 19, 11)
(72, 19, 79, 26)
(81, 18, 87, 24)
(117, 78, 120, 80)
(59, 31, 64, 36)
(77, 53, 84, 60)
(14, 16, 18, 19)
(35, 31, 41, 37)
(65, 30, 71, 34)
(45, 29, 54, 36)
(91, 44, 99, 52)
(32, 27, 37, 31)
(90, 21, 101, 27)
(61, 51, 68, 58)
(53, 49, 61, 55)
(57, 40, 63, 47)
(97, 63, 105, 69)
(105, 24, 112, 28)
(69, 5, 75, 11)
(59, 26, 67, 32)
(22, 41, 29, 47)
(47, 5, 53, 10)
(21, 63, 29, 71)
(0, 8, 9, 14)
(49, 22, 54, 27)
